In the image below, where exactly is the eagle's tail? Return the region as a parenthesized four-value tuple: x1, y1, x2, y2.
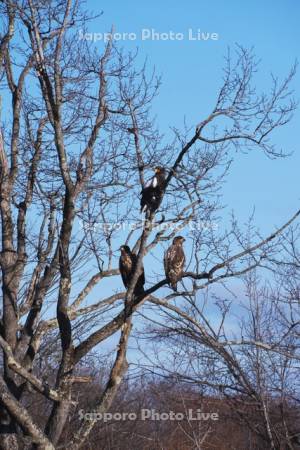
(170, 281, 178, 292)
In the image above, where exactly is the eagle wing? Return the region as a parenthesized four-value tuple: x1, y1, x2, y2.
(140, 173, 164, 214)
(140, 186, 155, 212)
(172, 246, 185, 278)
(119, 254, 133, 289)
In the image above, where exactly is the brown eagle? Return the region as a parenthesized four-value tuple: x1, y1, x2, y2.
(119, 245, 145, 296)
(140, 167, 166, 216)
(164, 236, 186, 291)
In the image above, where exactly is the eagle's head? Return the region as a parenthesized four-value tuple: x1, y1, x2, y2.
(119, 245, 131, 255)
(154, 166, 166, 175)
(173, 236, 185, 245)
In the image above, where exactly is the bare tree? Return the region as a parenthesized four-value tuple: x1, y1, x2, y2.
(0, 0, 298, 449)
(137, 229, 300, 449)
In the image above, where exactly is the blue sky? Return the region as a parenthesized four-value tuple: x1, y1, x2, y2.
(2, 1, 298, 357)
(87, 0, 300, 233)
(73, 0, 300, 360)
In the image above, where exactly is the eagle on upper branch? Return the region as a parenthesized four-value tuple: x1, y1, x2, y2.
(140, 167, 166, 216)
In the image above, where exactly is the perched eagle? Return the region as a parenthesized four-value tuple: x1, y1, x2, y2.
(140, 167, 166, 216)
(119, 245, 145, 296)
(164, 236, 186, 291)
